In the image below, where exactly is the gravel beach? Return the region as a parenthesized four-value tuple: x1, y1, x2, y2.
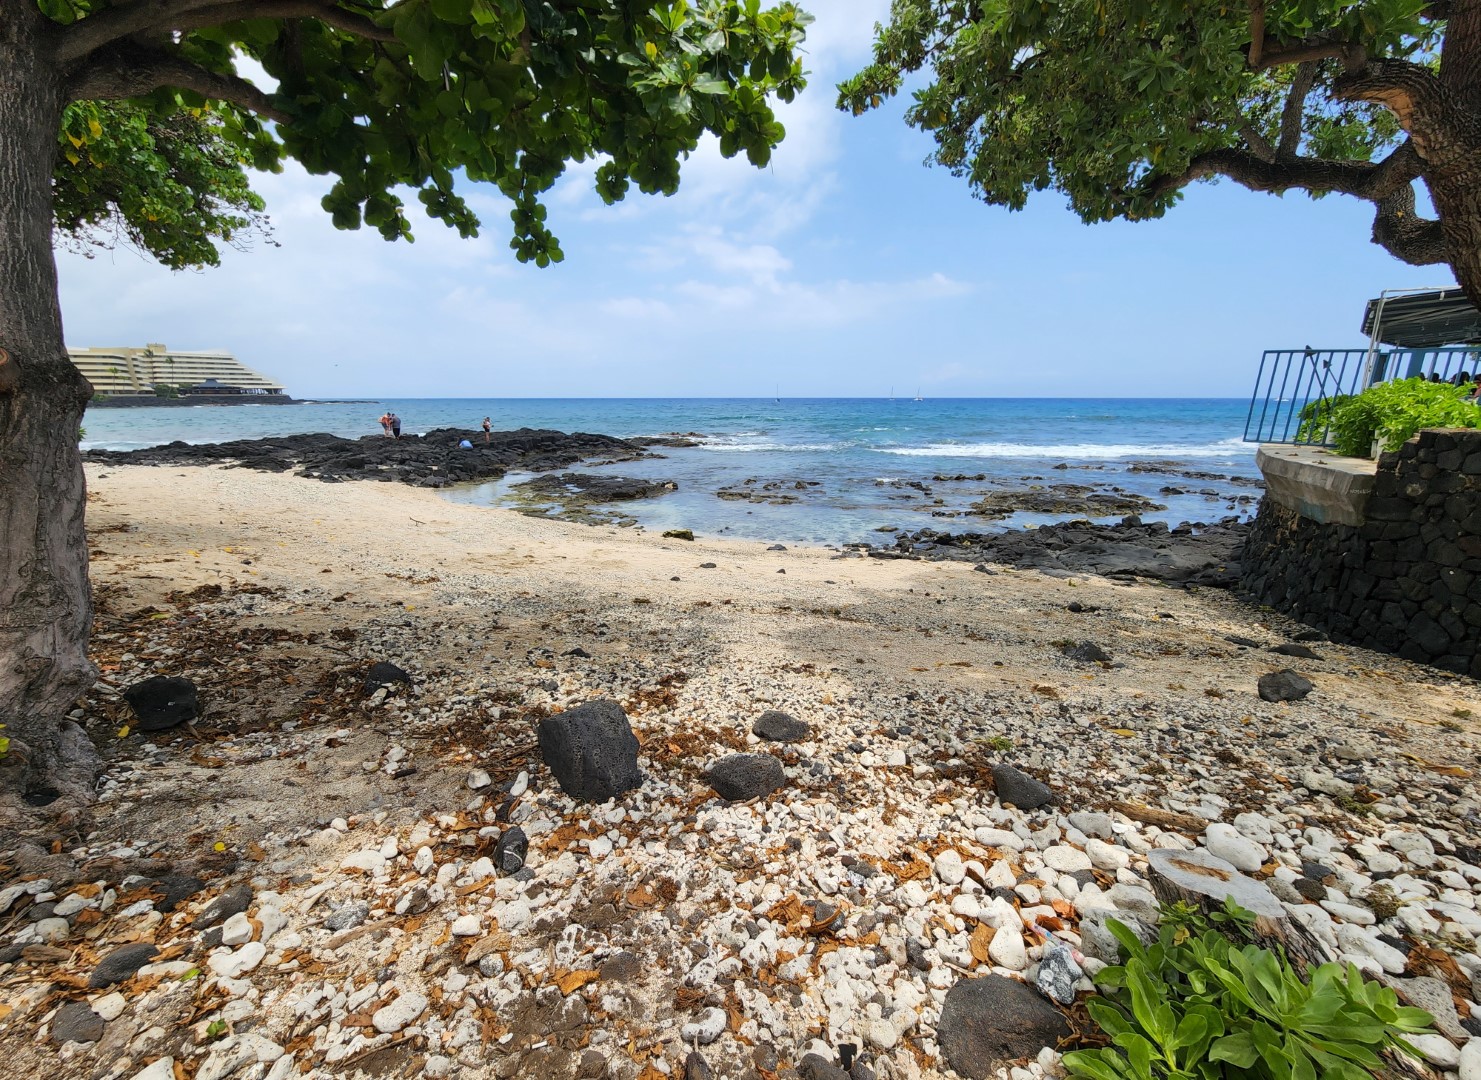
(3, 463, 1479, 1080)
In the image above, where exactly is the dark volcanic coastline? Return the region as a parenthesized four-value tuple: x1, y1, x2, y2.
(84, 427, 667, 488)
(86, 428, 1251, 585)
(883, 516, 1249, 587)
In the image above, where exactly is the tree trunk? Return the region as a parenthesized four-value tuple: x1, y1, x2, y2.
(1431, 0, 1481, 305)
(0, 2, 100, 825)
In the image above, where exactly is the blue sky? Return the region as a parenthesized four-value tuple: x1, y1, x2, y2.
(56, 1, 1454, 399)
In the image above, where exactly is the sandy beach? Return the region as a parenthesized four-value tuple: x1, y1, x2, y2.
(3, 463, 1479, 1080)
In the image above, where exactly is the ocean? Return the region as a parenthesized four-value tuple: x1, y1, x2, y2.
(82, 397, 1259, 545)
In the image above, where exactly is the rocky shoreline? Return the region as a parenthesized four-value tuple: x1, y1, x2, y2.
(85, 431, 1256, 584)
(1, 464, 1478, 1080)
(882, 517, 1251, 588)
(84, 428, 672, 488)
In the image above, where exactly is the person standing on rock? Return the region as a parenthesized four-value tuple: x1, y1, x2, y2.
(390, 412, 402, 439)
(378, 411, 392, 437)
(482, 416, 491, 445)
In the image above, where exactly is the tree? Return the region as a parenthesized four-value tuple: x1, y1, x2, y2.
(839, 1, 1481, 305)
(0, 0, 810, 821)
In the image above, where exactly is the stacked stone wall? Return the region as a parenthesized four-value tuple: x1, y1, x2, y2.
(1241, 428, 1481, 678)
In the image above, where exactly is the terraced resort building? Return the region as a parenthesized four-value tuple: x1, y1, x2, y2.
(70, 344, 289, 401)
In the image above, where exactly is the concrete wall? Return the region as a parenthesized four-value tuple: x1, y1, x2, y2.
(1241, 429, 1481, 678)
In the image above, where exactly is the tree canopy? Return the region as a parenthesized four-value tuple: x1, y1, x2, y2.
(839, 1, 1481, 302)
(41, 0, 811, 266)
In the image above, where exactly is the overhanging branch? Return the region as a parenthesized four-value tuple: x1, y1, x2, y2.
(55, 0, 247, 63)
(1142, 145, 1390, 203)
(55, 0, 395, 64)
(66, 44, 292, 124)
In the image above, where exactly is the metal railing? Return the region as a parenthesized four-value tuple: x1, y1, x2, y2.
(1245, 346, 1481, 444)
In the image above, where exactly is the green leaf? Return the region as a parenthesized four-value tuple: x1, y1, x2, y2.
(1209, 1032, 1259, 1068)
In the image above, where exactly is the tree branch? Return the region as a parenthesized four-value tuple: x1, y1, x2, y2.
(1251, 32, 1365, 73)
(1237, 118, 1277, 163)
(55, 0, 244, 63)
(1142, 146, 1385, 203)
(55, 0, 394, 64)
(1371, 185, 1448, 266)
(1247, 1, 1266, 68)
(1277, 61, 1319, 156)
(65, 44, 291, 124)
(168, 0, 397, 42)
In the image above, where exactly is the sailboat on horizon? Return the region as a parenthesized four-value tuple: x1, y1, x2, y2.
(913, 386, 924, 401)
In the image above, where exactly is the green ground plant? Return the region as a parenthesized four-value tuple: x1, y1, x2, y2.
(1062, 901, 1434, 1080)
(1306, 379, 1481, 457)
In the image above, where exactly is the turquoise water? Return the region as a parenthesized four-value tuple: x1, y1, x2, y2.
(83, 397, 1258, 544)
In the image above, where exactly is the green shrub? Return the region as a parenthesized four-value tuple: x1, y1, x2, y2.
(1294, 395, 1349, 446)
(1062, 901, 1434, 1080)
(1324, 379, 1480, 457)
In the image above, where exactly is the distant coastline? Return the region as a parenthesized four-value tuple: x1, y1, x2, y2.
(86, 395, 378, 408)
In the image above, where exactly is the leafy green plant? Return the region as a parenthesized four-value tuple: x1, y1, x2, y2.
(1294, 395, 1350, 446)
(1063, 901, 1435, 1080)
(1324, 379, 1480, 457)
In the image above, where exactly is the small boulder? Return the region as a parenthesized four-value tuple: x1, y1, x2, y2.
(1063, 641, 1110, 663)
(798, 1054, 850, 1080)
(991, 764, 1054, 810)
(752, 710, 810, 743)
(193, 883, 254, 929)
(362, 661, 412, 696)
(1258, 669, 1313, 703)
(537, 700, 642, 802)
(663, 530, 695, 541)
(89, 942, 158, 988)
(1225, 634, 1263, 648)
(494, 826, 528, 874)
(122, 675, 198, 731)
(51, 1001, 105, 1044)
(707, 754, 786, 802)
(937, 976, 1072, 1080)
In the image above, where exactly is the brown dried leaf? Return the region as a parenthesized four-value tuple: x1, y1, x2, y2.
(556, 969, 600, 996)
(969, 923, 996, 964)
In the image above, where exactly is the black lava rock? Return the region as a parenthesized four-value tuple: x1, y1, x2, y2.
(991, 764, 1055, 810)
(1225, 634, 1263, 648)
(684, 1052, 712, 1080)
(122, 675, 198, 731)
(707, 754, 787, 802)
(1270, 643, 1322, 660)
(86, 427, 652, 490)
(752, 710, 811, 743)
(88, 942, 159, 988)
(537, 699, 643, 803)
(362, 661, 412, 696)
(192, 883, 254, 929)
(1258, 669, 1314, 703)
(149, 874, 206, 913)
(494, 826, 528, 874)
(937, 975, 1073, 1080)
(1293, 877, 1327, 902)
(51, 1001, 105, 1044)
(798, 1054, 850, 1080)
(1064, 640, 1111, 663)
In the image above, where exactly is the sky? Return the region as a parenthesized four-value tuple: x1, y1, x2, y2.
(56, 0, 1456, 400)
